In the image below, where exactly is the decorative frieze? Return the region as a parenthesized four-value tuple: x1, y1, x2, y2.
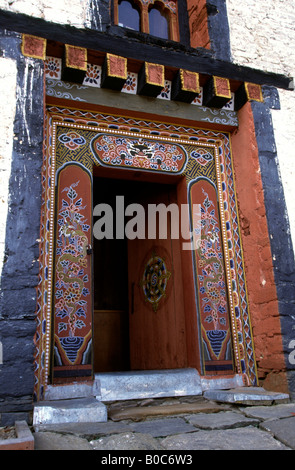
(33, 35, 267, 113)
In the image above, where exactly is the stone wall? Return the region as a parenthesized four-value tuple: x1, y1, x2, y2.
(0, 57, 16, 282)
(0, 30, 44, 425)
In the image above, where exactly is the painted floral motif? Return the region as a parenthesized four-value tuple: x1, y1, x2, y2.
(141, 0, 177, 14)
(193, 184, 231, 360)
(54, 181, 91, 364)
(223, 92, 235, 111)
(44, 56, 61, 79)
(58, 131, 87, 151)
(122, 72, 138, 94)
(157, 80, 171, 100)
(91, 134, 188, 173)
(191, 87, 203, 106)
(83, 64, 101, 87)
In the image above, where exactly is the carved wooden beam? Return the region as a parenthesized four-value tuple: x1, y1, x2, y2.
(101, 53, 128, 91)
(203, 76, 232, 108)
(138, 62, 165, 97)
(234, 82, 264, 110)
(62, 44, 87, 83)
(171, 69, 201, 103)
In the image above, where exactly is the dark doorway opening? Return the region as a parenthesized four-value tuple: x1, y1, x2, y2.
(93, 175, 187, 373)
(93, 177, 129, 372)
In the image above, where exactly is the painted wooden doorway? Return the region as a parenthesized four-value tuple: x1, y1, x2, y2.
(93, 176, 187, 372)
(38, 107, 258, 395)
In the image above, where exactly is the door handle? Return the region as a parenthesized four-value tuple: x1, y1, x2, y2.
(87, 244, 93, 255)
(131, 282, 135, 315)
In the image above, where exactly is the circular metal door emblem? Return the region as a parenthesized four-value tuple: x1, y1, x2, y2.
(140, 253, 171, 312)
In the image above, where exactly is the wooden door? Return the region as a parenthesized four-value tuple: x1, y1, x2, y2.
(127, 183, 187, 370)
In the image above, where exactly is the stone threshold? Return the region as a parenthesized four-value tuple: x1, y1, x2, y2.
(33, 368, 290, 427)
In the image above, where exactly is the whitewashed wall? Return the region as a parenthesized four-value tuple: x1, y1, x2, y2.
(0, 0, 87, 27)
(226, 0, 295, 253)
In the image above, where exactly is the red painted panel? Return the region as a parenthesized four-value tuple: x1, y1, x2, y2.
(189, 178, 234, 374)
(52, 164, 93, 380)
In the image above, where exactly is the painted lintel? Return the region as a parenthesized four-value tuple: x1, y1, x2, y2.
(45, 79, 239, 130)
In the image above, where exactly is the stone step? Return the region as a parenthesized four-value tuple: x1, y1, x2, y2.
(33, 397, 107, 429)
(94, 368, 202, 402)
(203, 387, 290, 405)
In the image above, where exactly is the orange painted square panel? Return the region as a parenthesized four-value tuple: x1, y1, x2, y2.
(107, 54, 127, 79)
(65, 45, 87, 71)
(245, 82, 263, 102)
(181, 70, 200, 93)
(214, 77, 231, 98)
(22, 34, 46, 60)
(146, 63, 165, 87)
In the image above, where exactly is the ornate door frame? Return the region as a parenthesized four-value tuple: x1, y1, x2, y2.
(33, 103, 258, 400)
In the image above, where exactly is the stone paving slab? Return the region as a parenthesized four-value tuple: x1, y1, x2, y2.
(108, 401, 229, 422)
(186, 411, 259, 430)
(34, 420, 131, 438)
(260, 416, 295, 450)
(129, 417, 196, 437)
(204, 387, 289, 405)
(241, 403, 295, 420)
(160, 426, 291, 450)
(34, 431, 93, 450)
(90, 432, 163, 450)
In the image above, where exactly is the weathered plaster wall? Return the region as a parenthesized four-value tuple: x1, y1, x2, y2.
(0, 0, 86, 27)
(0, 0, 111, 30)
(226, 0, 295, 253)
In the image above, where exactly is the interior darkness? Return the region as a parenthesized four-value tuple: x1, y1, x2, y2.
(93, 178, 129, 312)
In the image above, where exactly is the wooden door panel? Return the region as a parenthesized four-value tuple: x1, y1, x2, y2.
(93, 310, 130, 372)
(128, 185, 187, 370)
